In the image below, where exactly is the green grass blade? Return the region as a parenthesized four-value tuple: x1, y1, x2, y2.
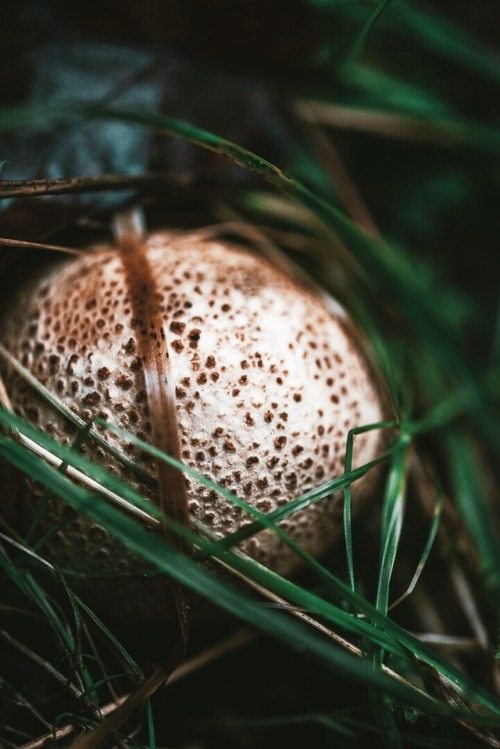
(392, 2, 500, 85)
(389, 484, 442, 611)
(0, 341, 154, 489)
(339, 63, 453, 118)
(343, 422, 398, 593)
(376, 444, 409, 615)
(350, 0, 396, 62)
(146, 701, 156, 749)
(445, 430, 500, 598)
(330, 0, 500, 85)
(75, 596, 142, 678)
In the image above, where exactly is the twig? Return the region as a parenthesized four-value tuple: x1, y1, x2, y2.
(0, 237, 82, 256)
(0, 172, 190, 199)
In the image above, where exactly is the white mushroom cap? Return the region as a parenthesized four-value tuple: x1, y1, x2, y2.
(0, 230, 388, 619)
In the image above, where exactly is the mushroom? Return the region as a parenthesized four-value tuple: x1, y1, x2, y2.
(0, 229, 388, 622)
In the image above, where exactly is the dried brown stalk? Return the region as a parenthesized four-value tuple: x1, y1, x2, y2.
(0, 172, 189, 199)
(114, 209, 193, 643)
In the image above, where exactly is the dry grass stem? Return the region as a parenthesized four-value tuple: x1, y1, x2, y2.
(296, 99, 464, 146)
(0, 173, 191, 199)
(0, 237, 83, 256)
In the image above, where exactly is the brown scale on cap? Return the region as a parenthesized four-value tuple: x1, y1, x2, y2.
(0, 230, 389, 621)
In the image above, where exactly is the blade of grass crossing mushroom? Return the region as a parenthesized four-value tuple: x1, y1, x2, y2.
(200, 444, 395, 559)
(0, 341, 155, 489)
(26, 419, 94, 544)
(0, 426, 495, 718)
(8, 438, 500, 725)
(0, 410, 474, 669)
(3, 423, 500, 723)
(0, 408, 411, 654)
(113, 208, 193, 645)
(102, 416, 401, 560)
(85, 417, 500, 690)
(0, 436, 488, 725)
(104, 417, 408, 607)
(0, 412, 405, 657)
(0, 410, 163, 525)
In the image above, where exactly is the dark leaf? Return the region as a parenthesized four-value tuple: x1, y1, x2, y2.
(0, 3, 309, 237)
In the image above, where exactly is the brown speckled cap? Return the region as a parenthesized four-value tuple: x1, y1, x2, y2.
(0, 230, 388, 621)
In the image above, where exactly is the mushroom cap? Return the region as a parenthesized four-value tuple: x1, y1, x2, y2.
(0, 230, 388, 620)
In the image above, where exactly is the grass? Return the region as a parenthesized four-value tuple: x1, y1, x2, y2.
(0, 2, 499, 747)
